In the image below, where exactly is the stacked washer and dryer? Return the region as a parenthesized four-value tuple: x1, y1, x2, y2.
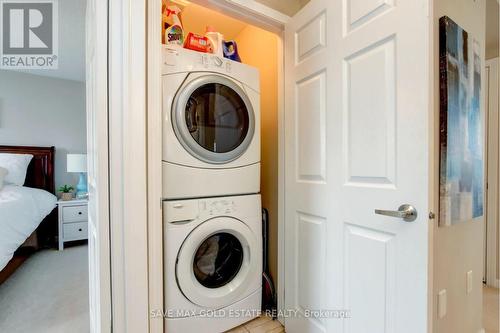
(162, 46, 263, 332)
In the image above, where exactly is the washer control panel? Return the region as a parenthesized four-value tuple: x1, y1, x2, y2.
(164, 200, 199, 223)
(199, 198, 236, 216)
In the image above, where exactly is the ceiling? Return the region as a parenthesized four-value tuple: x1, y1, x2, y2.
(10, 0, 86, 82)
(486, 0, 499, 59)
(253, 0, 310, 16)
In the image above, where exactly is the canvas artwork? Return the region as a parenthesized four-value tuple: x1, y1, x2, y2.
(439, 16, 483, 226)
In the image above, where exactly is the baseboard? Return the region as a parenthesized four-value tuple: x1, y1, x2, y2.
(485, 278, 500, 288)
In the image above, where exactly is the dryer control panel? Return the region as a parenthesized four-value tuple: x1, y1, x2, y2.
(162, 45, 260, 92)
(163, 47, 232, 74)
(199, 54, 232, 74)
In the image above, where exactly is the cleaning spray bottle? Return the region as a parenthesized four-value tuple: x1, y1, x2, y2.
(162, 5, 184, 46)
(205, 26, 224, 57)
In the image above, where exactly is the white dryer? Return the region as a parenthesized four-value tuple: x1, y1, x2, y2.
(162, 46, 261, 199)
(163, 194, 262, 332)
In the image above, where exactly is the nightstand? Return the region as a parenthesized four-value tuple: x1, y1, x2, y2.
(56, 199, 88, 250)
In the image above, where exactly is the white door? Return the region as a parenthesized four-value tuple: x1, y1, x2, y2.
(86, 0, 111, 331)
(284, 0, 431, 332)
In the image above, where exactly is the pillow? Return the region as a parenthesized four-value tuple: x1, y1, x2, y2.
(0, 167, 7, 190)
(0, 153, 33, 186)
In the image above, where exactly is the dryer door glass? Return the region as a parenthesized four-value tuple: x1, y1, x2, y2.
(173, 74, 255, 164)
(186, 83, 249, 153)
(193, 232, 244, 289)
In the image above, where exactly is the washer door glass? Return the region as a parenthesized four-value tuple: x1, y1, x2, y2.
(176, 217, 258, 308)
(193, 232, 243, 289)
(173, 75, 255, 164)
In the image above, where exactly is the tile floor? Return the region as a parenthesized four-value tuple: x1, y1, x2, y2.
(229, 287, 500, 333)
(226, 315, 285, 333)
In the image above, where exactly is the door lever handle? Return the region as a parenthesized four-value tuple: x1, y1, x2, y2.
(374, 204, 417, 222)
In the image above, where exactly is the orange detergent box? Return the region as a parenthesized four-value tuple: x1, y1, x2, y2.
(184, 32, 211, 53)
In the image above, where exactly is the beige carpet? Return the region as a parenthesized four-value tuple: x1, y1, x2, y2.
(484, 286, 500, 333)
(0, 245, 89, 333)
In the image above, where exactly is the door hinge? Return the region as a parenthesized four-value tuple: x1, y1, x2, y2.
(429, 211, 436, 219)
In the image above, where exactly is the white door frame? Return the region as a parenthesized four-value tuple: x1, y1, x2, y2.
(147, 1, 289, 331)
(485, 57, 499, 288)
(86, 0, 112, 330)
(147, 0, 164, 332)
(108, 0, 150, 331)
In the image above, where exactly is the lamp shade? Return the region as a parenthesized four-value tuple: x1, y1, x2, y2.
(67, 154, 87, 173)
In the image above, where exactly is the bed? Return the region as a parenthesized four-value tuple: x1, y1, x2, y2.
(0, 146, 57, 283)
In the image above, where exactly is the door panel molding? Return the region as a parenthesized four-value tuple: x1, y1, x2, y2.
(343, 0, 394, 34)
(295, 11, 327, 64)
(343, 35, 397, 188)
(295, 70, 327, 184)
(344, 224, 396, 333)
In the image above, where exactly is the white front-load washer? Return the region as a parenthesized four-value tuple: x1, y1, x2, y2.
(162, 46, 261, 199)
(163, 194, 262, 333)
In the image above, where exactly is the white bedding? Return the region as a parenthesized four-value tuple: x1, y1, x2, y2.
(0, 185, 57, 270)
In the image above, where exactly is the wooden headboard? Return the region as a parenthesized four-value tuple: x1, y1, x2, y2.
(0, 145, 55, 194)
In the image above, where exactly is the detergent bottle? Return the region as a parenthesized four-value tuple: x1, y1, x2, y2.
(162, 5, 184, 46)
(205, 26, 224, 57)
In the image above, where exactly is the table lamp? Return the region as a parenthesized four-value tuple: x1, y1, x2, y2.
(67, 154, 88, 199)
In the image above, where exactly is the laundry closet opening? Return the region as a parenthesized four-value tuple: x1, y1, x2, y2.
(164, 2, 280, 281)
(159, 0, 282, 325)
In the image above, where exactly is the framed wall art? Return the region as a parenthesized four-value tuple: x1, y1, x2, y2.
(439, 16, 484, 226)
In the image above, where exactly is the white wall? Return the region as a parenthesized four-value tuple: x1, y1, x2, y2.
(486, 0, 499, 60)
(0, 70, 86, 191)
(486, 0, 500, 288)
(432, 1, 486, 333)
